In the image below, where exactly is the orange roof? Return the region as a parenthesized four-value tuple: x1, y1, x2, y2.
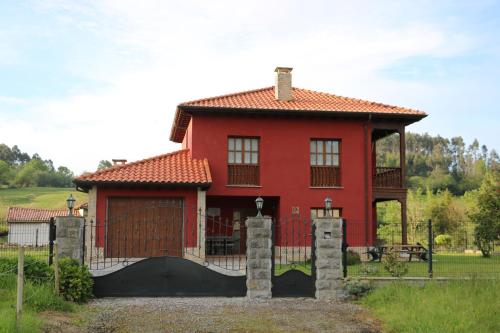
(170, 86, 426, 142)
(7, 207, 78, 223)
(74, 149, 212, 188)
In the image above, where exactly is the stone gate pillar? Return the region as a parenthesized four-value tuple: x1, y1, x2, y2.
(245, 216, 273, 299)
(314, 217, 344, 300)
(55, 216, 85, 262)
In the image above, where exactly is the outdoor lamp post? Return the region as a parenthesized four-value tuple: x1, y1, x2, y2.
(66, 194, 75, 216)
(255, 197, 264, 217)
(324, 196, 332, 216)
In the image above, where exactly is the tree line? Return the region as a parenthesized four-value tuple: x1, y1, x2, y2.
(377, 133, 499, 194)
(0, 144, 74, 188)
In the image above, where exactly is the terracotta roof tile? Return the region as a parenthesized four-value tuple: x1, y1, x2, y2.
(170, 86, 426, 142)
(7, 207, 78, 223)
(74, 149, 211, 187)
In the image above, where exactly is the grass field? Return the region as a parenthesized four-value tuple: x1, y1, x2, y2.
(349, 253, 500, 278)
(0, 273, 74, 333)
(0, 187, 87, 225)
(361, 280, 500, 333)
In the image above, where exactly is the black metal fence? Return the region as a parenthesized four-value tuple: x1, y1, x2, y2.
(85, 203, 247, 273)
(344, 219, 500, 278)
(272, 216, 314, 276)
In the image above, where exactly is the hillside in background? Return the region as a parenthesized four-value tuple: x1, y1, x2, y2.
(0, 187, 87, 226)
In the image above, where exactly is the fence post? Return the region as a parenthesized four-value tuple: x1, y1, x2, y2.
(49, 217, 55, 265)
(16, 247, 25, 328)
(54, 243, 60, 295)
(428, 219, 433, 278)
(342, 219, 348, 278)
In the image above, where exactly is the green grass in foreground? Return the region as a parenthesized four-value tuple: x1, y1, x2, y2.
(349, 253, 500, 278)
(361, 280, 500, 333)
(0, 273, 74, 333)
(0, 187, 87, 224)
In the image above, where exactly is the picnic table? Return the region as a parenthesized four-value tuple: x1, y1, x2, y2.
(367, 244, 428, 262)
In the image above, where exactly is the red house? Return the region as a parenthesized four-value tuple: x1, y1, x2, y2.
(75, 67, 426, 262)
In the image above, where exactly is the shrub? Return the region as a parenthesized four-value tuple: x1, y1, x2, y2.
(24, 280, 73, 312)
(0, 256, 52, 283)
(58, 258, 93, 303)
(383, 251, 408, 278)
(359, 264, 379, 276)
(435, 234, 452, 249)
(346, 250, 361, 266)
(344, 278, 374, 298)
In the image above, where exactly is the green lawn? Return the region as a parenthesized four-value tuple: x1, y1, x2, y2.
(0, 187, 87, 225)
(361, 280, 500, 333)
(349, 253, 500, 278)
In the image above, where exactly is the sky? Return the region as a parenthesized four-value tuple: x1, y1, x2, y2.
(0, 0, 499, 174)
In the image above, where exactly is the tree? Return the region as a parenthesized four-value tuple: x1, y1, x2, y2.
(469, 172, 500, 257)
(0, 144, 15, 165)
(0, 160, 13, 185)
(14, 159, 48, 187)
(97, 160, 112, 170)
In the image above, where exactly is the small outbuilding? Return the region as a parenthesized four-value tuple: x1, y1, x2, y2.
(6, 207, 79, 246)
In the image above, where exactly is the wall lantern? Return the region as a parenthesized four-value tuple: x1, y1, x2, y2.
(255, 197, 264, 217)
(66, 194, 75, 216)
(324, 196, 332, 215)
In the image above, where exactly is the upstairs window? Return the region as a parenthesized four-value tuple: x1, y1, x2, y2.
(228, 137, 260, 186)
(310, 139, 341, 187)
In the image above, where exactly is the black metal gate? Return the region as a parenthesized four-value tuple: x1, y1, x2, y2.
(86, 200, 247, 297)
(271, 217, 316, 297)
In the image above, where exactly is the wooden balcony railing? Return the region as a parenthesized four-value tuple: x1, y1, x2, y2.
(310, 166, 341, 187)
(373, 167, 402, 188)
(228, 164, 260, 186)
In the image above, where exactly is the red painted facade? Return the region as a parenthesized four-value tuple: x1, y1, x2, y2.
(187, 114, 375, 246)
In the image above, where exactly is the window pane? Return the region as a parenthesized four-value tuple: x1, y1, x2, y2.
(228, 151, 235, 163)
(235, 152, 242, 163)
(333, 141, 339, 153)
(325, 154, 332, 165)
(317, 153, 323, 165)
(310, 209, 317, 219)
(310, 153, 316, 166)
(333, 209, 340, 218)
(244, 152, 251, 163)
(252, 139, 258, 152)
(317, 140, 323, 154)
(252, 152, 258, 164)
(228, 138, 234, 150)
(310, 141, 316, 153)
(318, 209, 324, 218)
(326, 140, 332, 153)
(244, 139, 251, 151)
(235, 138, 242, 151)
(333, 155, 339, 166)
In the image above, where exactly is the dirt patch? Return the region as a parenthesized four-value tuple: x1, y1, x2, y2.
(52, 297, 381, 333)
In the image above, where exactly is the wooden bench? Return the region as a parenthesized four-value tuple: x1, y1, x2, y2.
(367, 244, 428, 262)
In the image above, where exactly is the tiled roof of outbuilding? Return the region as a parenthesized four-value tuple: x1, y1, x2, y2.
(170, 86, 426, 142)
(7, 207, 78, 223)
(74, 149, 211, 188)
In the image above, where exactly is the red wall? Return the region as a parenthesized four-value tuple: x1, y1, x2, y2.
(95, 187, 198, 247)
(189, 114, 374, 246)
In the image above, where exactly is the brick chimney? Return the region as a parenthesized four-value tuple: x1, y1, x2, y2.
(112, 159, 127, 165)
(274, 67, 293, 101)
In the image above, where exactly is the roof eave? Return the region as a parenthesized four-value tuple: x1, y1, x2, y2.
(73, 179, 212, 191)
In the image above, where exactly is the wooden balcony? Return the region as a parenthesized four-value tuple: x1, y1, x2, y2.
(228, 164, 259, 186)
(310, 166, 341, 187)
(373, 167, 402, 188)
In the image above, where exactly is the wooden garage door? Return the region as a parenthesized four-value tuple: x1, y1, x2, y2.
(106, 197, 183, 258)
